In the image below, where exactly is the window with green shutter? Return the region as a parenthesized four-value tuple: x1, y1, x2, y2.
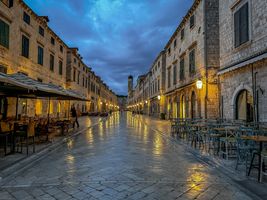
(189, 49, 195, 75)
(59, 60, 63, 75)
(21, 35, 29, 58)
(0, 19, 9, 49)
(180, 58, 185, 80)
(37, 46, 43, 65)
(50, 54, 54, 71)
(234, 3, 249, 47)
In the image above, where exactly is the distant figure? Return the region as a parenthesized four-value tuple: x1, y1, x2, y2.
(71, 105, 79, 128)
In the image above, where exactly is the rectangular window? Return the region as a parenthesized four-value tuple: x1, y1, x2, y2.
(0, 19, 9, 48)
(73, 68, 76, 82)
(158, 79, 160, 91)
(49, 54, 54, 71)
(59, 60, 63, 75)
(39, 26, 44, 36)
(168, 48, 171, 54)
(189, 49, 195, 75)
(180, 58, 185, 80)
(1, 0, 12, 7)
(190, 15, 195, 28)
(21, 35, 29, 58)
(50, 37, 55, 45)
(77, 71, 80, 84)
(181, 29, 185, 40)
(23, 12, 30, 24)
(174, 39, 177, 48)
(173, 64, 177, 85)
(167, 67, 171, 88)
(74, 58, 76, 63)
(37, 46, 43, 65)
(234, 3, 249, 47)
(60, 45, 63, 53)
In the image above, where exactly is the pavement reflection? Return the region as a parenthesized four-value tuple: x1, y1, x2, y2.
(0, 112, 254, 200)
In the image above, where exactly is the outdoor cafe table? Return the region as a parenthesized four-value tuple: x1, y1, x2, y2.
(241, 135, 267, 182)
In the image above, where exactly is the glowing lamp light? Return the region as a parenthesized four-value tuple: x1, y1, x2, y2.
(100, 102, 103, 105)
(157, 95, 161, 100)
(145, 100, 148, 104)
(196, 80, 203, 89)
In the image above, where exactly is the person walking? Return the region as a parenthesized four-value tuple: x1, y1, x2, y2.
(71, 105, 79, 128)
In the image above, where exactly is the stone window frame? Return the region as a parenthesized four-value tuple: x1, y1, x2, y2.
(49, 53, 55, 72)
(58, 59, 63, 75)
(231, 0, 252, 50)
(167, 66, 172, 88)
(190, 14, 195, 29)
(173, 63, 177, 85)
(181, 28, 185, 40)
(23, 11, 30, 25)
(21, 33, 30, 58)
(0, 17, 10, 49)
(37, 44, 44, 66)
(39, 26, 44, 37)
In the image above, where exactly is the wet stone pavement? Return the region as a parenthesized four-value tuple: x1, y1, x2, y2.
(0, 112, 256, 200)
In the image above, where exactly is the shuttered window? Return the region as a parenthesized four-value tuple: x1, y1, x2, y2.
(23, 12, 30, 25)
(37, 46, 43, 65)
(181, 29, 184, 40)
(21, 35, 29, 58)
(180, 58, 185, 80)
(59, 60, 63, 75)
(167, 67, 171, 88)
(234, 3, 249, 47)
(190, 15, 195, 28)
(50, 54, 54, 71)
(173, 64, 177, 85)
(0, 19, 9, 48)
(189, 49, 195, 75)
(39, 26, 44, 36)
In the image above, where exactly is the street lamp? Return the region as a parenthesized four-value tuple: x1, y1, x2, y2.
(196, 80, 203, 90)
(196, 79, 203, 118)
(157, 95, 161, 100)
(145, 100, 148, 104)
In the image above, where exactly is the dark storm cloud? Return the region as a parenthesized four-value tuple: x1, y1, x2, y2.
(25, 0, 193, 95)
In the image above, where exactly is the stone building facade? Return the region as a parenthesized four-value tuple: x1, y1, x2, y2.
(218, 0, 267, 122)
(0, 0, 118, 119)
(164, 0, 220, 120)
(127, 51, 167, 117)
(128, 0, 220, 120)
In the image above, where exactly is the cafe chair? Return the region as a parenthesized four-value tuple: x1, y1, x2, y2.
(14, 121, 35, 155)
(0, 121, 13, 156)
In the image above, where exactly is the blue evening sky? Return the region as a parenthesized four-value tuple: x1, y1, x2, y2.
(24, 0, 193, 95)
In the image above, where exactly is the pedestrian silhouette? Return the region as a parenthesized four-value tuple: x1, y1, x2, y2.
(71, 105, 79, 128)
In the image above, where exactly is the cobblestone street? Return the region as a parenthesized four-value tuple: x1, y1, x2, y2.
(0, 112, 256, 200)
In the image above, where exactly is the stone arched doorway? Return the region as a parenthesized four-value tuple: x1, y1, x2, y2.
(236, 89, 254, 122)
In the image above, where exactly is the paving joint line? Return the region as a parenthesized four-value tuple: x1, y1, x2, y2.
(134, 115, 264, 200)
(0, 117, 107, 185)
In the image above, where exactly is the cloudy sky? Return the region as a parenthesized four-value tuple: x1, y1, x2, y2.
(25, 0, 193, 95)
